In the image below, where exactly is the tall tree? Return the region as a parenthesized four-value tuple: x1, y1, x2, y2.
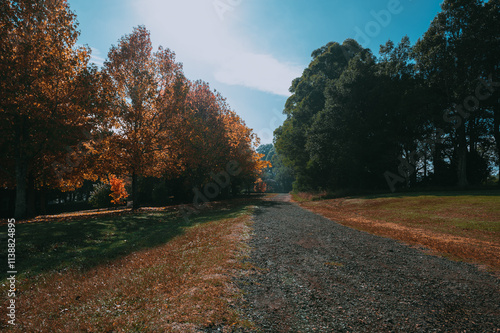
(307, 49, 404, 190)
(0, 0, 99, 218)
(164, 79, 268, 198)
(413, 0, 486, 187)
(481, 0, 500, 181)
(274, 39, 368, 191)
(223, 109, 269, 193)
(165, 80, 233, 193)
(379, 36, 433, 187)
(103, 26, 185, 209)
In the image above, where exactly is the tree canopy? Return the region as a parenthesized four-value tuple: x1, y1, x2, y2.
(0, 1, 268, 218)
(0, 0, 103, 218)
(274, 0, 500, 193)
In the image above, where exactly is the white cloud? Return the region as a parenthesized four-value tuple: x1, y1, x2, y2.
(214, 52, 300, 96)
(89, 47, 105, 67)
(130, 0, 301, 96)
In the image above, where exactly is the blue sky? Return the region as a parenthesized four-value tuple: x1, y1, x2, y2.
(68, 0, 443, 144)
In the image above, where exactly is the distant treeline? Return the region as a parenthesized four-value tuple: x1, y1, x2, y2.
(274, 0, 499, 193)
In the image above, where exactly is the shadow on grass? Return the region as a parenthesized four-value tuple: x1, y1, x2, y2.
(1, 200, 255, 280)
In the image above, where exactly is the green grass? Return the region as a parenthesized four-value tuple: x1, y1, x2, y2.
(362, 188, 500, 199)
(296, 189, 500, 233)
(365, 194, 500, 233)
(0, 200, 255, 281)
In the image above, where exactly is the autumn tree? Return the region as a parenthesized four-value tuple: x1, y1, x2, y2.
(103, 26, 185, 209)
(108, 174, 128, 205)
(221, 105, 269, 194)
(167, 80, 231, 189)
(0, 0, 102, 218)
(166, 80, 268, 198)
(254, 178, 267, 193)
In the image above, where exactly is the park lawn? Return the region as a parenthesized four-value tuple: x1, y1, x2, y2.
(294, 191, 500, 271)
(0, 199, 257, 332)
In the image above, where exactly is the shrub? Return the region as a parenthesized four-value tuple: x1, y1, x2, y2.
(254, 178, 267, 193)
(88, 183, 112, 208)
(109, 175, 129, 205)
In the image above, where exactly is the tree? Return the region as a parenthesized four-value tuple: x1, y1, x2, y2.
(274, 40, 370, 191)
(103, 26, 185, 209)
(161, 79, 268, 200)
(0, 0, 101, 218)
(307, 49, 405, 190)
(273, 1, 498, 193)
(413, 0, 486, 188)
(379, 36, 433, 187)
(170, 81, 232, 187)
(257, 144, 294, 193)
(481, 0, 500, 183)
(108, 174, 129, 205)
(223, 109, 269, 194)
(256, 144, 273, 161)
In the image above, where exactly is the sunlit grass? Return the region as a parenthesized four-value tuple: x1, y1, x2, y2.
(295, 191, 500, 270)
(354, 195, 500, 235)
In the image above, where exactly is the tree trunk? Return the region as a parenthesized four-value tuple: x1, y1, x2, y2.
(40, 188, 47, 215)
(14, 157, 27, 219)
(14, 116, 28, 219)
(26, 174, 36, 218)
(132, 171, 139, 210)
(433, 142, 443, 185)
(456, 124, 468, 188)
(494, 109, 500, 186)
(410, 170, 417, 188)
(423, 151, 428, 180)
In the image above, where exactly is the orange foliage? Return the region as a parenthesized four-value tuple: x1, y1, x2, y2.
(254, 178, 267, 193)
(169, 80, 229, 176)
(108, 175, 129, 205)
(102, 26, 187, 208)
(166, 79, 269, 190)
(2, 1, 270, 217)
(0, 0, 109, 217)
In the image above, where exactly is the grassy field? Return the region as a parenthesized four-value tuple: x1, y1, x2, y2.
(294, 191, 500, 272)
(1, 199, 258, 332)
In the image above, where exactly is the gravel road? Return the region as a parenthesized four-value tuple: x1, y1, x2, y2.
(236, 194, 500, 332)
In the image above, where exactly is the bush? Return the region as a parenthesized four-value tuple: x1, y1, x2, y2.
(109, 175, 129, 205)
(88, 183, 112, 208)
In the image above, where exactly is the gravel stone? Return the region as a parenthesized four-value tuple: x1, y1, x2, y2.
(234, 194, 500, 332)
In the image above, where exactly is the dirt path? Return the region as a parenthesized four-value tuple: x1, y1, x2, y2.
(236, 194, 499, 332)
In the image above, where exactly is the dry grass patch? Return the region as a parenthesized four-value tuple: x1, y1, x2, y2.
(294, 192, 500, 272)
(1, 206, 256, 332)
